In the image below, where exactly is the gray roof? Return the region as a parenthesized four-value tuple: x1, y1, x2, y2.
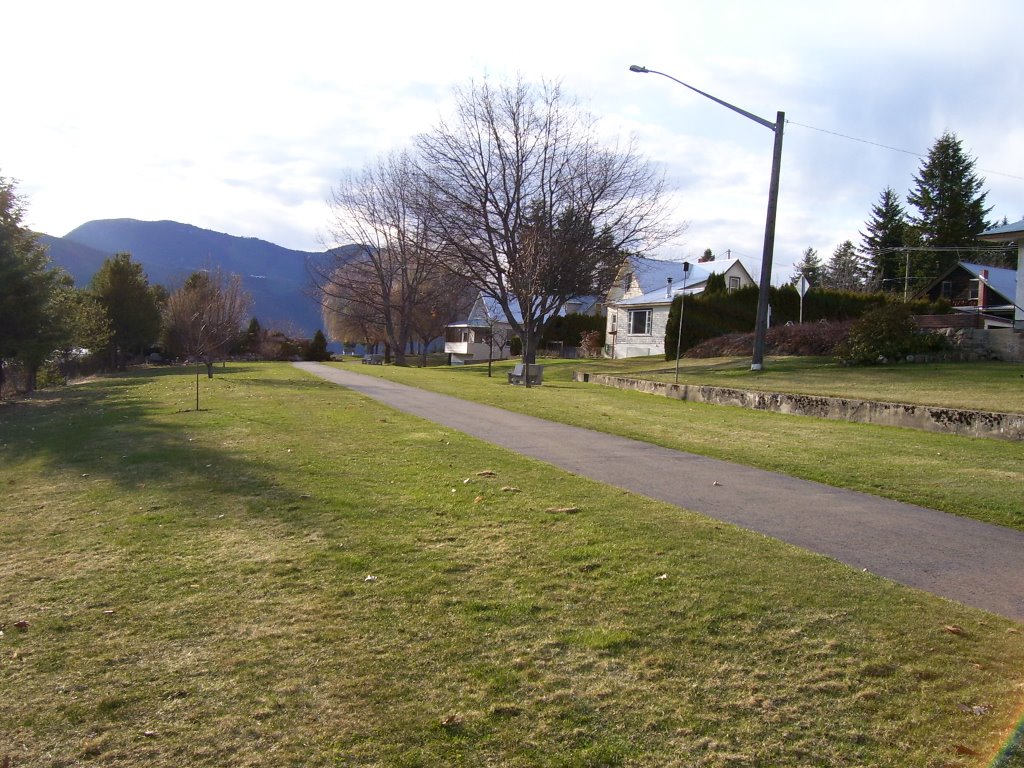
(979, 218, 1024, 241)
(615, 256, 749, 307)
(959, 262, 1017, 303)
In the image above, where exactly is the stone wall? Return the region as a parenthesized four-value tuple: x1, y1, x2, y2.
(572, 373, 1024, 441)
(985, 329, 1024, 362)
(941, 328, 1024, 362)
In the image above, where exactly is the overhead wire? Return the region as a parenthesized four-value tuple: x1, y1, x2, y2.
(786, 120, 1024, 183)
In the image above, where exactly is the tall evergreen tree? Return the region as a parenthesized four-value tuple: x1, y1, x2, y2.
(305, 329, 331, 361)
(90, 253, 163, 369)
(861, 187, 909, 292)
(822, 240, 869, 292)
(791, 246, 823, 286)
(0, 175, 65, 395)
(906, 132, 992, 278)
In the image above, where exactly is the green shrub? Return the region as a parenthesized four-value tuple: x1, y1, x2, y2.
(665, 286, 952, 361)
(304, 329, 331, 361)
(835, 303, 949, 365)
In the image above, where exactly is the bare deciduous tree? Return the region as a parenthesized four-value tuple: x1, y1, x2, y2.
(316, 150, 445, 366)
(320, 259, 389, 357)
(163, 269, 251, 376)
(416, 77, 680, 363)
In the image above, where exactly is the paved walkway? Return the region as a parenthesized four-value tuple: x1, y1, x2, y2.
(295, 362, 1024, 622)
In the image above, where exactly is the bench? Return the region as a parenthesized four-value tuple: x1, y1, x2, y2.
(361, 354, 384, 365)
(507, 363, 543, 385)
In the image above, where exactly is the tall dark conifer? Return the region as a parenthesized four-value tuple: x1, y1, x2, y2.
(861, 187, 909, 292)
(906, 132, 991, 278)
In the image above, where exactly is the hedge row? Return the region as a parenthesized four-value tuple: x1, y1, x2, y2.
(664, 285, 950, 360)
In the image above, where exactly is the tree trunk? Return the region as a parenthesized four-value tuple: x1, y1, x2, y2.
(25, 363, 39, 394)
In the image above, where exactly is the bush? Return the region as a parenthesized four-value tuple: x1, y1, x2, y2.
(665, 286, 952, 361)
(541, 313, 605, 348)
(304, 329, 331, 361)
(686, 320, 852, 358)
(835, 303, 949, 365)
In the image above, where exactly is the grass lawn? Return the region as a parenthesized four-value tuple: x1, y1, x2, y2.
(335, 357, 1024, 532)
(2, 362, 1022, 767)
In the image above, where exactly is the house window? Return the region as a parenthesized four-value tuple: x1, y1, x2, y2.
(629, 309, 652, 335)
(968, 279, 980, 302)
(622, 272, 633, 292)
(728, 276, 741, 291)
(941, 280, 953, 299)
(609, 312, 617, 333)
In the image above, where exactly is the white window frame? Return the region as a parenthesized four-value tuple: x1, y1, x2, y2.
(628, 309, 652, 335)
(728, 276, 741, 291)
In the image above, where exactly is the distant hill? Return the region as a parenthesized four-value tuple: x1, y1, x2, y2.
(41, 219, 358, 336)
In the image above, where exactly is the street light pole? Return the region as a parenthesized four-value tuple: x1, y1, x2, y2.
(629, 65, 784, 371)
(674, 262, 690, 384)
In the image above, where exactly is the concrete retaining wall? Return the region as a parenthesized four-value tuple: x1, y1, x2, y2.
(985, 328, 1024, 362)
(572, 372, 1024, 441)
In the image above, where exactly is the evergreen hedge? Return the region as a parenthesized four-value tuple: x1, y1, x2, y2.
(664, 286, 949, 360)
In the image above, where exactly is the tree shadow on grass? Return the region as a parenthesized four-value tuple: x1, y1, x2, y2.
(0, 365, 350, 534)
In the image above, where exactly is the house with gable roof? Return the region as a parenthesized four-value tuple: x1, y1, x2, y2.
(444, 294, 517, 365)
(444, 292, 601, 365)
(978, 218, 1024, 330)
(917, 261, 1018, 329)
(604, 255, 756, 358)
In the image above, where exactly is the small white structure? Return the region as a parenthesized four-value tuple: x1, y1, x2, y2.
(604, 255, 755, 358)
(978, 218, 1024, 330)
(444, 294, 516, 365)
(444, 292, 602, 365)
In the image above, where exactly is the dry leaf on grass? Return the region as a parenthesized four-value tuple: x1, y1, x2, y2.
(440, 714, 463, 729)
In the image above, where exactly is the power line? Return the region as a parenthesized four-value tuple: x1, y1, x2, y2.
(786, 120, 1024, 183)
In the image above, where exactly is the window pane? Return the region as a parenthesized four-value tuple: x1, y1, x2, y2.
(629, 309, 651, 335)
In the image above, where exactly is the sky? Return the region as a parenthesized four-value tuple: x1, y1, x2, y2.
(5, 0, 1022, 284)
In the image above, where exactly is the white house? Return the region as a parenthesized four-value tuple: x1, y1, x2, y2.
(604, 255, 756, 359)
(444, 292, 603, 365)
(444, 294, 517, 365)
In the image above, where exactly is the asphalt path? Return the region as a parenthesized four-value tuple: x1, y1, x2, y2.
(295, 362, 1024, 622)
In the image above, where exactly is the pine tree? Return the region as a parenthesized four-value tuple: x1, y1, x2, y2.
(791, 246, 823, 286)
(90, 253, 164, 369)
(861, 187, 909, 292)
(305, 329, 331, 361)
(907, 132, 992, 278)
(0, 175, 66, 395)
(822, 240, 869, 292)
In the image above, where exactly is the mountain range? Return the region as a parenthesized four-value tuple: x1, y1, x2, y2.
(40, 219, 351, 336)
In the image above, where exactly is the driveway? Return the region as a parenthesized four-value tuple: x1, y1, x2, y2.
(295, 362, 1024, 622)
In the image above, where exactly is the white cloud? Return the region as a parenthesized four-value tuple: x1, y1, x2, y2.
(4, 0, 1021, 280)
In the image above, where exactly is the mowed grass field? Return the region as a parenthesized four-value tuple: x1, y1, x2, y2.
(2, 362, 1023, 767)
(343, 357, 1024, 532)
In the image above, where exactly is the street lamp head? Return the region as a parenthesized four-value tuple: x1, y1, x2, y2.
(629, 65, 648, 73)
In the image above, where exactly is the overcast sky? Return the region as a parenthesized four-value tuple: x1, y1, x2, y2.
(5, 0, 1022, 283)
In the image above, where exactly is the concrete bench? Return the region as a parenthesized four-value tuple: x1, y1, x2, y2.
(361, 354, 384, 365)
(507, 363, 543, 385)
